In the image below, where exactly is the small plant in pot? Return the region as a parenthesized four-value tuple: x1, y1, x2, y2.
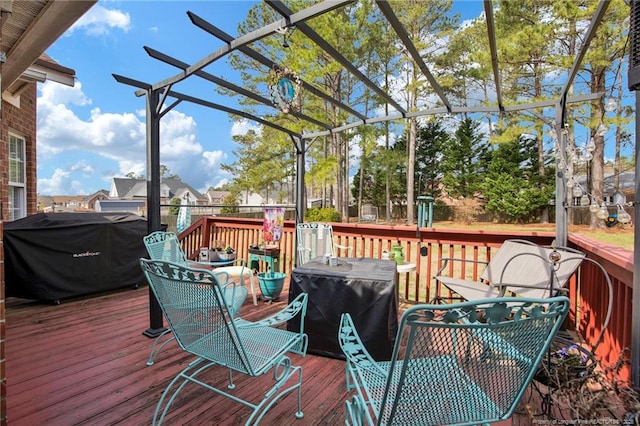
(535, 340, 595, 389)
(209, 241, 224, 262)
(218, 245, 235, 261)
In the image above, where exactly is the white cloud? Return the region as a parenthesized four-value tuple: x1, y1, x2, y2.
(37, 81, 146, 162)
(70, 160, 94, 175)
(38, 169, 82, 195)
(68, 4, 131, 36)
(202, 150, 225, 168)
(231, 119, 261, 137)
(37, 80, 231, 195)
(39, 81, 91, 107)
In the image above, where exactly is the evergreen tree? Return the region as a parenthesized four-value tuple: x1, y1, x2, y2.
(480, 135, 555, 222)
(441, 118, 489, 199)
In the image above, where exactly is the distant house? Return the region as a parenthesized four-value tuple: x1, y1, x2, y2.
(206, 189, 230, 205)
(51, 195, 86, 211)
(83, 189, 110, 210)
(573, 171, 635, 206)
(110, 177, 208, 204)
(109, 177, 209, 215)
(95, 199, 146, 214)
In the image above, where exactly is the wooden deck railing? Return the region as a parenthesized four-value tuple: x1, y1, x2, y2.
(177, 216, 633, 382)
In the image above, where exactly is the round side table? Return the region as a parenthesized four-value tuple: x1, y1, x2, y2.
(396, 262, 416, 273)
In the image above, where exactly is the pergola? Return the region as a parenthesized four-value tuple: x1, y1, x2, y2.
(112, 0, 639, 385)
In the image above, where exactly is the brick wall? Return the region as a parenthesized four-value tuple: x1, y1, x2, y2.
(0, 82, 38, 425)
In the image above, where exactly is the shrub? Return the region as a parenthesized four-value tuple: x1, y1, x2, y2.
(168, 197, 181, 215)
(305, 207, 341, 222)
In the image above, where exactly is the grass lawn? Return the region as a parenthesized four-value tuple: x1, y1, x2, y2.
(432, 221, 634, 251)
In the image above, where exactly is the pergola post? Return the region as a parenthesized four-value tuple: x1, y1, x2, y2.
(294, 135, 305, 267)
(555, 103, 568, 247)
(142, 88, 167, 338)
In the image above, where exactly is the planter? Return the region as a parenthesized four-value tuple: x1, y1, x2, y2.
(257, 272, 286, 301)
(208, 249, 221, 262)
(218, 252, 236, 261)
(534, 336, 596, 389)
(390, 244, 404, 264)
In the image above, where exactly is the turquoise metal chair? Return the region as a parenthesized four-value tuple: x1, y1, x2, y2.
(142, 231, 253, 366)
(296, 222, 352, 265)
(139, 259, 309, 426)
(338, 296, 570, 425)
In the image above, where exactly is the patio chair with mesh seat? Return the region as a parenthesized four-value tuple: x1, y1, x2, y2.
(139, 259, 309, 425)
(142, 230, 256, 366)
(338, 296, 570, 425)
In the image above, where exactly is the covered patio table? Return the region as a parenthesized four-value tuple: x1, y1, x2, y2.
(287, 257, 398, 361)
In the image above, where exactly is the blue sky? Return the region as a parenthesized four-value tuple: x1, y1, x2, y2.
(37, 1, 628, 196)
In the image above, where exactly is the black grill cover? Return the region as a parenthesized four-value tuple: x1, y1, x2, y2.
(4, 212, 148, 301)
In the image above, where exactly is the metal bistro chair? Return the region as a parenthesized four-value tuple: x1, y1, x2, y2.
(434, 239, 586, 303)
(143, 231, 256, 366)
(139, 259, 309, 425)
(338, 296, 570, 426)
(296, 222, 352, 265)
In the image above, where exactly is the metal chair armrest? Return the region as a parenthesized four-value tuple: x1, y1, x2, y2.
(333, 242, 353, 257)
(236, 293, 308, 329)
(435, 257, 489, 277)
(198, 258, 247, 268)
(338, 313, 386, 377)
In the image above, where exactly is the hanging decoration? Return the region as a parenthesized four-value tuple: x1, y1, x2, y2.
(268, 66, 302, 113)
(551, 125, 632, 226)
(263, 207, 285, 247)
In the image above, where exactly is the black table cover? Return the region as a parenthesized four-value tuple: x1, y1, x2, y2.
(288, 257, 398, 361)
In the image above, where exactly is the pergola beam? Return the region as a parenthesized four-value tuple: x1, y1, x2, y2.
(266, 0, 407, 116)
(187, 11, 367, 122)
(152, 0, 353, 91)
(113, 73, 301, 138)
(301, 92, 604, 140)
(484, 0, 504, 112)
(375, 0, 453, 113)
(559, 0, 611, 104)
(143, 46, 332, 130)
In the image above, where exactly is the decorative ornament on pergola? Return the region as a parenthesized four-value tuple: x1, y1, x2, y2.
(268, 66, 302, 113)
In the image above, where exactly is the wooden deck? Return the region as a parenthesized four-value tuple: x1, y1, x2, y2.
(6, 281, 555, 425)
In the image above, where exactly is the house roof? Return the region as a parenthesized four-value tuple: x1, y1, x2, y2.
(0, 0, 97, 94)
(84, 189, 110, 202)
(575, 171, 635, 195)
(206, 190, 230, 200)
(112, 177, 207, 201)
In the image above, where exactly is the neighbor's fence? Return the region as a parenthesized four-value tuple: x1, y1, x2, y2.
(175, 216, 633, 383)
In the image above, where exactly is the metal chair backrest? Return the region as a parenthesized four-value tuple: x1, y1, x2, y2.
(143, 231, 190, 265)
(339, 296, 570, 425)
(480, 239, 585, 298)
(139, 259, 254, 374)
(296, 222, 336, 264)
(140, 258, 309, 425)
(296, 222, 352, 265)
